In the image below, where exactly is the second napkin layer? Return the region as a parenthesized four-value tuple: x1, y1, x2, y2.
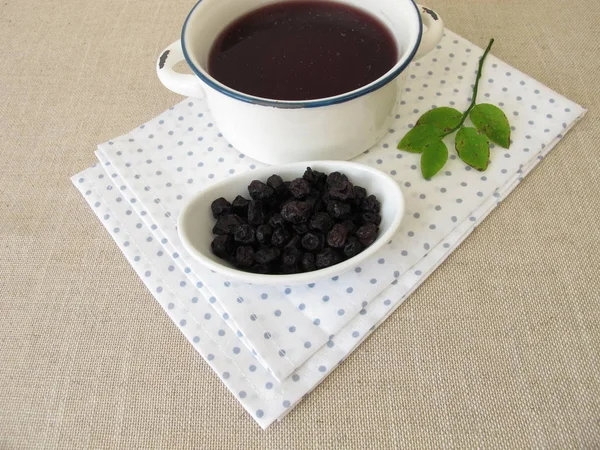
(80, 30, 584, 388)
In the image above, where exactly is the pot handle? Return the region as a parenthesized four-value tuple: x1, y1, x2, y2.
(414, 5, 445, 60)
(156, 40, 205, 99)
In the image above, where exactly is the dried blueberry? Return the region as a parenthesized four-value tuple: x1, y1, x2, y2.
(301, 253, 317, 272)
(282, 264, 301, 274)
(211, 234, 234, 258)
(306, 195, 324, 213)
(356, 223, 378, 247)
(254, 247, 280, 264)
(329, 180, 355, 202)
(247, 200, 264, 226)
(212, 214, 243, 235)
(251, 264, 271, 274)
(353, 186, 367, 205)
(271, 227, 291, 247)
(292, 223, 309, 235)
(267, 174, 285, 197)
(326, 171, 348, 187)
(343, 236, 363, 258)
(361, 194, 381, 213)
(269, 213, 286, 228)
(327, 201, 352, 220)
(361, 211, 382, 226)
(235, 246, 255, 267)
(248, 180, 275, 202)
(234, 224, 255, 245)
(255, 224, 273, 246)
(303, 167, 326, 187)
(282, 246, 303, 267)
(309, 212, 334, 233)
(231, 195, 250, 216)
(327, 223, 348, 249)
(281, 201, 312, 224)
(285, 235, 302, 249)
(316, 248, 342, 269)
(289, 178, 311, 199)
(301, 232, 323, 252)
(211, 197, 232, 219)
(341, 219, 357, 236)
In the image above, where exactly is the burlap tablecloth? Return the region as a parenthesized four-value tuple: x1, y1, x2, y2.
(1, 0, 599, 447)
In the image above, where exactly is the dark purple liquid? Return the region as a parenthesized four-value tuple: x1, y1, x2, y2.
(208, 1, 398, 101)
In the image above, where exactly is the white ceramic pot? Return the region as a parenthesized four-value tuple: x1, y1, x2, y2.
(157, 0, 444, 165)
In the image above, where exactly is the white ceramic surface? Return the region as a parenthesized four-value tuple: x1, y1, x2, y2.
(156, 0, 444, 164)
(177, 161, 405, 285)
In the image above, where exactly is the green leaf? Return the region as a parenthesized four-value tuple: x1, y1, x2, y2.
(397, 124, 443, 154)
(469, 103, 511, 148)
(455, 127, 490, 171)
(421, 140, 448, 179)
(416, 107, 463, 133)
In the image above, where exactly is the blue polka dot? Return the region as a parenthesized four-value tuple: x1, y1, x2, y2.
(274, 310, 282, 317)
(256, 410, 264, 418)
(327, 340, 334, 348)
(283, 400, 291, 408)
(218, 329, 225, 336)
(322, 295, 330, 302)
(313, 318, 321, 326)
(319, 365, 326, 372)
(207, 354, 214, 361)
(249, 365, 256, 372)
(233, 347, 240, 354)
(346, 287, 354, 294)
(298, 303, 305, 310)
(384, 299, 392, 306)
(204, 313, 211, 320)
(239, 391, 246, 398)
(264, 332, 271, 339)
(370, 278, 377, 284)
(193, 336, 200, 343)
(191, 297, 198, 304)
(261, 293, 268, 299)
(265, 382, 273, 389)
(352, 331, 360, 338)
(284, 288, 291, 294)
(222, 372, 230, 379)
(355, 267, 362, 273)
(304, 341, 312, 349)
(338, 309, 345, 316)
(167, 303, 174, 310)
(289, 326, 296, 333)
(292, 374, 300, 382)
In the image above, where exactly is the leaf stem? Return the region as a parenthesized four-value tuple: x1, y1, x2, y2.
(442, 38, 495, 137)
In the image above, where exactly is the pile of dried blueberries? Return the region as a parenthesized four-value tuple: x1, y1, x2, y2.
(210, 167, 381, 275)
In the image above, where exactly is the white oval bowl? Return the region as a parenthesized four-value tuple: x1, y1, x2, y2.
(177, 161, 405, 285)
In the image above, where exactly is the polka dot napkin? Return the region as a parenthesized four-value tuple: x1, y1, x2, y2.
(72, 30, 584, 428)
